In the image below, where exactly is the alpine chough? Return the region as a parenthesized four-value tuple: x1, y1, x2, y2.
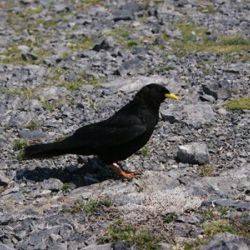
(24, 84, 178, 179)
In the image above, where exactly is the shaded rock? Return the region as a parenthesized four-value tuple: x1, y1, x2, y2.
(112, 241, 131, 250)
(93, 38, 114, 52)
(201, 199, 250, 211)
(21, 52, 38, 61)
(202, 82, 231, 101)
(0, 172, 10, 186)
(201, 233, 250, 250)
(177, 142, 210, 165)
(0, 213, 13, 225)
(41, 178, 63, 192)
(0, 243, 15, 250)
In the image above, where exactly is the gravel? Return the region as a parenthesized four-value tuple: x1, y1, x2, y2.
(0, 0, 249, 249)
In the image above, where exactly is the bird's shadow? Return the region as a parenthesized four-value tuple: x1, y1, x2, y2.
(15, 158, 116, 188)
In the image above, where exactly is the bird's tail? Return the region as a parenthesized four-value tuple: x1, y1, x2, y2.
(24, 141, 70, 159)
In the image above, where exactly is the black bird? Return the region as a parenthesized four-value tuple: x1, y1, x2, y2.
(24, 84, 178, 179)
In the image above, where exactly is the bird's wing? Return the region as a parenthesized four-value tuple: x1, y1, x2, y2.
(64, 117, 147, 150)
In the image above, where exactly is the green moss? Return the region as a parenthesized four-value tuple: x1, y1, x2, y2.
(171, 22, 250, 58)
(101, 220, 160, 250)
(224, 97, 250, 110)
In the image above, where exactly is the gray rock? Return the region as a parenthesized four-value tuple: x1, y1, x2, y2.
(9, 111, 33, 127)
(177, 142, 210, 165)
(0, 213, 13, 225)
(183, 104, 215, 128)
(39, 87, 69, 100)
(41, 178, 63, 191)
(201, 233, 250, 250)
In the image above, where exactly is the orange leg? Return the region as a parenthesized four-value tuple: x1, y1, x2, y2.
(110, 163, 142, 179)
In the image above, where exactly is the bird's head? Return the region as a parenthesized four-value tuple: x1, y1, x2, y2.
(136, 84, 178, 108)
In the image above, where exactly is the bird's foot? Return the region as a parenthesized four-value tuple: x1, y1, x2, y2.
(111, 163, 142, 180)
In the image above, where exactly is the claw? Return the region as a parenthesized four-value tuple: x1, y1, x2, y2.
(111, 163, 142, 179)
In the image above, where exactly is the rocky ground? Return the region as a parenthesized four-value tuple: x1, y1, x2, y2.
(0, 0, 250, 249)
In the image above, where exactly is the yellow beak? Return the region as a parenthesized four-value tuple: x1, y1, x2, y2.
(165, 93, 179, 100)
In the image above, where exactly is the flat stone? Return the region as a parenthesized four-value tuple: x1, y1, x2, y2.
(41, 178, 63, 192)
(201, 199, 250, 211)
(177, 142, 210, 165)
(0, 243, 15, 250)
(19, 129, 47, 140)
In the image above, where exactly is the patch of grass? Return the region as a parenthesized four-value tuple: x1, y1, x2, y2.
(171, 22, 250, 58)
(13, 139, 27, 151)
(65, 79, 83, 91)
(138, 146, 149, 157)
(62, 183, 71, 192)
(162, 212, 178, 224)
(224, 97, 250, 110)
(101, 220, 160, 250)
(203, 220, 235, 237)
(106, 26, 142, 49)
(198, 165, 214, 177)
(0, 43, 48, 65)
(65, 198, 112, 215)
(25, 121, 40, 130)
(40, 99, 58, 112)
(0, 87, 35, 98)
(14, 139, 28, 161)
